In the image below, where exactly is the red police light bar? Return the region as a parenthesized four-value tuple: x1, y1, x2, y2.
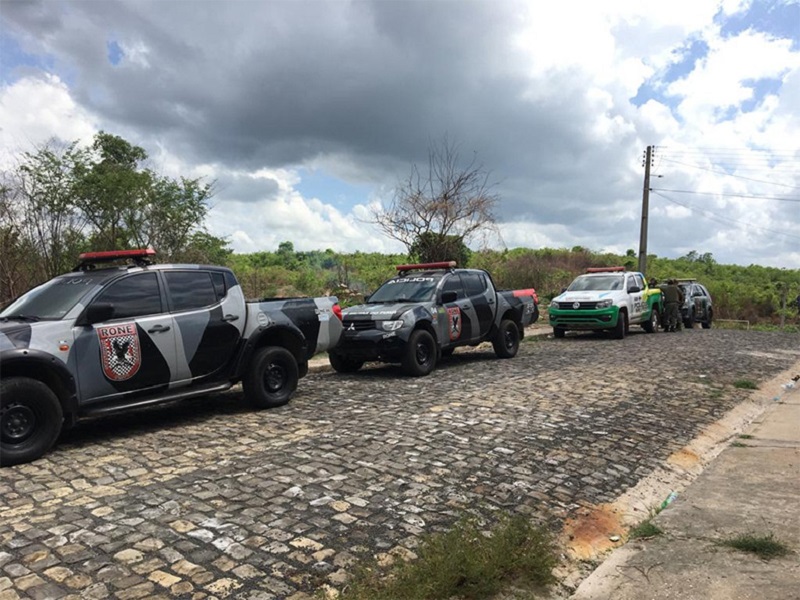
(585, 266, 625, 273)
(513, 288, 539, 303)
(79, 248, 156, 262)
(396, 261, 457, 272)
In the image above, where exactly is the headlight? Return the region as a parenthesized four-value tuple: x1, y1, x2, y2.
(549, 300, 559, 309)
(381, 320, 404, 331)
(596, 299, 613, 309)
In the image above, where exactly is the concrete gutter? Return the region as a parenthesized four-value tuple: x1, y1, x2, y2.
(570, 361, 800, 600)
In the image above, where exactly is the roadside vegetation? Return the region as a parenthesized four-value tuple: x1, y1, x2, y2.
(336, 513, 558, 600)
(2, 133, 799, 328)
(719, 532, 791, 560)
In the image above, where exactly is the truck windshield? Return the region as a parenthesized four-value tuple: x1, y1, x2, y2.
(0, 273, 107, 320)
(368, 275, 439, 303)
(567, 275, 624, 292)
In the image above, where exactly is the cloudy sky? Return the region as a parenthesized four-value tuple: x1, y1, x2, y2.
(1, 0, 799, 268)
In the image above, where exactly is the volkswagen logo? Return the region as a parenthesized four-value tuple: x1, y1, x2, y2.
(572, 301, 581, 309)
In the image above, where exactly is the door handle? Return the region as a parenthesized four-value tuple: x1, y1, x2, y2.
(148, 324, 171, 333)
(221, 314, 240, 322)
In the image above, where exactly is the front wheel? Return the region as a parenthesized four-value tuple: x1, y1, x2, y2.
(492, 319, 520, 358)
(1, 377, 63, 467)
(611, 310, 627, 339)
(243, 346, 299, 408)
(329, 352, 364, 373)
(402, 329, 437, 376)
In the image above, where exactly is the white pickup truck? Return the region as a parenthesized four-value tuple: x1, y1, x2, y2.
(548, 267, 662, 339)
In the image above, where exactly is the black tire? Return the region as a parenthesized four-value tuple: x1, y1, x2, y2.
(642, 306, 659, 333)
(702, 309, 712, 329)
(612, 310, 627, 339)
(492, 319, 520, 358)
(685, 309, 695, 329)
(402, 329, 437, 376)
(328, 352, 364, 373)
(553, 327, 566, 338)
(242, 346, 299, 408)
(1, 377, 63, 467)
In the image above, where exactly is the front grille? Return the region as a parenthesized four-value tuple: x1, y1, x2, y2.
(557, 301, 601, 310)
(342, 320, 376, 331)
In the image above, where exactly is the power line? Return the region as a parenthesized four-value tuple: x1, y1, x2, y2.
(658, 157, 800, 191)
(650, 188, 800, 202)
(650, 190, 800, 243)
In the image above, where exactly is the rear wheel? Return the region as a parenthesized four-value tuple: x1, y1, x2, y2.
(1, 377, 63, 467)
(553, 327, 565, 338)
(492, 319, 520, 358)
(685, 309, 695, 329)
(243, 346, 299, 408)
(702, 309, 713, 329)
(328, 352, 364, 373)
(612, 310, 627, 339)
(642, 306, 659, 333)
(402, 329, 437, 376)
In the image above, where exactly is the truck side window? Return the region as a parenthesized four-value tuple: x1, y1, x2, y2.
(211, 272, 226, 301)
(441, 274, 465, 300)
(165, 271, 218, 311)
(462, 273, 486, 297)
(92, 273, 162, 319)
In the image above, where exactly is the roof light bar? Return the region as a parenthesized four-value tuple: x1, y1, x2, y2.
(75, 248, 156, 271)
(585, 266, 625, 273)
(396, 261, 457, 272)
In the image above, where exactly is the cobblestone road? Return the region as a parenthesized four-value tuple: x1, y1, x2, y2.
(2, 329, 799, 599)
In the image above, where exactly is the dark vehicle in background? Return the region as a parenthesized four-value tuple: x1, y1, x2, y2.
(677, 279, 713, 328)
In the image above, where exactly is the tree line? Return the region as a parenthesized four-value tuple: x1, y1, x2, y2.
(1, 133, 797, 326)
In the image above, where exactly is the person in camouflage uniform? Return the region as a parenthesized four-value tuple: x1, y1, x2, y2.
(660, 279, 685, 332)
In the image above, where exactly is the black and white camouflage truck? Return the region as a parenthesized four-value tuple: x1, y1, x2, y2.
(328, 261, 539, 376)
(0, 249, 343, 466)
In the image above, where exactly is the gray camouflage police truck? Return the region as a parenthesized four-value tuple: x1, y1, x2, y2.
(0, 249, 343, 466)
(328, 261, 539, 376)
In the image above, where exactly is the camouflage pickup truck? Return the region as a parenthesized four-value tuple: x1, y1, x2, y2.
(0, 249, 343, 466)
(328, 261, 539, 376)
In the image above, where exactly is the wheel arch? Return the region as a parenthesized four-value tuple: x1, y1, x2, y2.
(0, 350, 78, 426)
(235, 326, 307, 379)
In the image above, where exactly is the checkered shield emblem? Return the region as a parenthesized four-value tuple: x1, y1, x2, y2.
(97, 323, 142, 381)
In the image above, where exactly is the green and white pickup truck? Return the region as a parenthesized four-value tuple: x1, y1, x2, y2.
(548, 267, 663, 339)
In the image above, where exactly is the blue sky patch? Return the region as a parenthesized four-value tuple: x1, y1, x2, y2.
(295, 168, 372, 211)
(720, 0, 800, 49)
(742, 76, 784, 111)
(107, 40, 124, 66)
(630, 38, 709, 110)
(0, 35, 54, 84)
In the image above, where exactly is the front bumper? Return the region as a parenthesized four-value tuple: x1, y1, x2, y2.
(332, 328, 408, 362)
(549, 306, 619, 330)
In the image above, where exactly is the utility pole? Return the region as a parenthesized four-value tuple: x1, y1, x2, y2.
(638, 145, 653, 275)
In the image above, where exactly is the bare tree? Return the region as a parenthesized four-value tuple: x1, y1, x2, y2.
(370, 135, 501, 263)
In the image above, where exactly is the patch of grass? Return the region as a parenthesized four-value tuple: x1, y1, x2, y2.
(738, 434, 754, 439)
(629, 519, 663, 540)
(733, 379, 758, 390)
(338, 513, 558, 600)
(719, 533, 791, 560)
(730, 441, 748, 448)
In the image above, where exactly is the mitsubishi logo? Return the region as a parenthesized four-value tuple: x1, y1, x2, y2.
(347, 323, 356, 332)
(572, 302, 581, 309)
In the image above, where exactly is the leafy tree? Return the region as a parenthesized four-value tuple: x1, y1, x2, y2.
(409, 232, 471, 266)
(369, 135, 499, 260)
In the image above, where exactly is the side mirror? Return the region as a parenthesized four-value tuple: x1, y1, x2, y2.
(441, 291, 457, 304)
(363, 294, 371, 303)
(560, 287, 567, 294)
(78, 302, 115, 326)
(628, 285, 641, 293)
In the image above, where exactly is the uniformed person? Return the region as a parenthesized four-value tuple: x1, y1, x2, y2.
(661, 279, 684, 332)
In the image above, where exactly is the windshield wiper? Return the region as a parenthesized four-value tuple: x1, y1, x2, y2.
(1, 315, 40, 322)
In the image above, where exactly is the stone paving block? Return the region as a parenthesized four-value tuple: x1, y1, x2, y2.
(1, 331, 798, 598)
